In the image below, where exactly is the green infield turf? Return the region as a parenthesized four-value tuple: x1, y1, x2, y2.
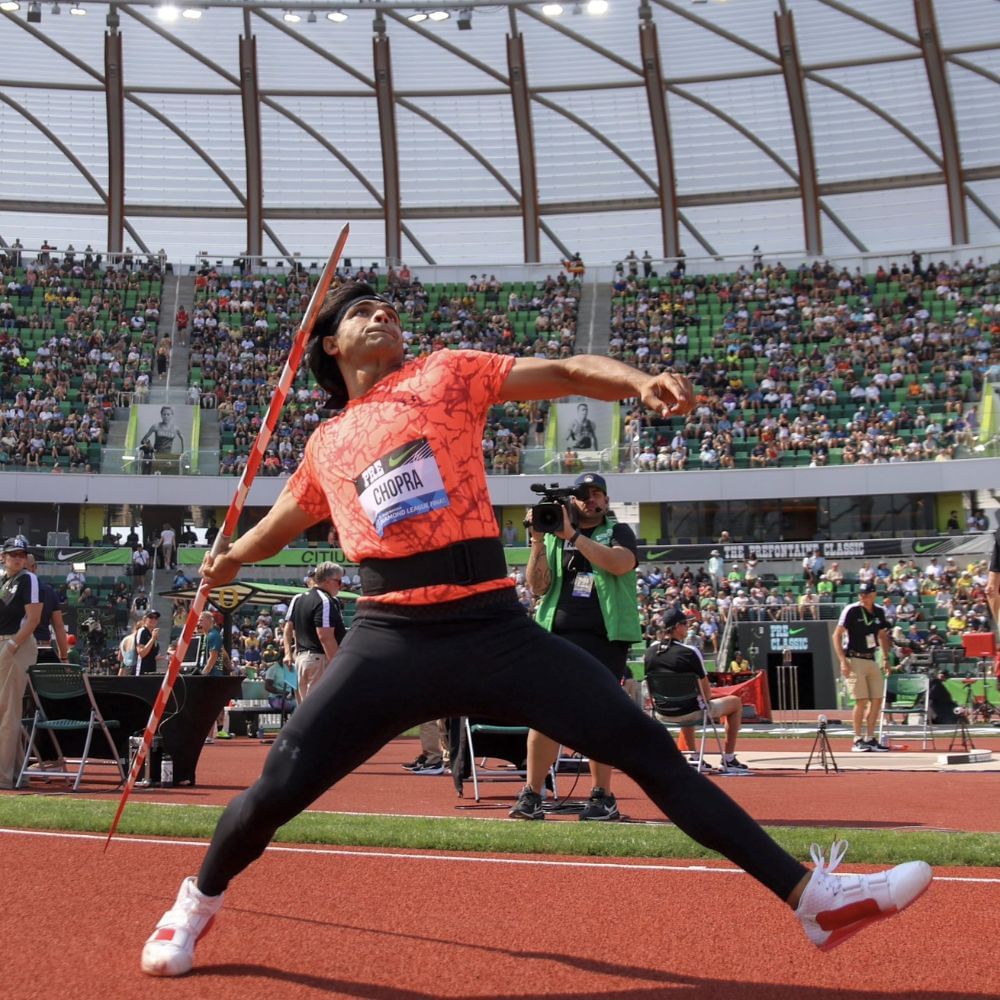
(0, 796, 995, 867)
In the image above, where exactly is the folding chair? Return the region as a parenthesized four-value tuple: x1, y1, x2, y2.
(17, 663, 126, 790)
(456, 718, 558, 803)
(878, 673, 934, 750)
(645, 671, 736, 774)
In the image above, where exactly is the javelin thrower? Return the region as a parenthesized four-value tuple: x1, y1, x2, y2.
(106, 225, 350, 845)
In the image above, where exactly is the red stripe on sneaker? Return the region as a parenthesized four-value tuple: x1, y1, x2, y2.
(816, 898, 889, 931)
(153, 929, 176, 942)
(819, 916, 879, 951)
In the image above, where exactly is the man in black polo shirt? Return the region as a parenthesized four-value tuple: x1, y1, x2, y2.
(283, 562, 345, 702)
(644, 607, 750, 773)
(25, 553, 70, 663)
(0, 537, 41, 789)
(832, 581, 892, 752)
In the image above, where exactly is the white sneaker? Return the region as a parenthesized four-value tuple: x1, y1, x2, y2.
(141, 876, 224, 976)
(796, 840, 932, 951)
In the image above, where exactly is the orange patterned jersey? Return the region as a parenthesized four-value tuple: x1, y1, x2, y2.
(288, 349, 517, 604)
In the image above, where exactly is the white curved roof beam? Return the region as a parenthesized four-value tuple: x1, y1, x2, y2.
(776, 8, 822, 255)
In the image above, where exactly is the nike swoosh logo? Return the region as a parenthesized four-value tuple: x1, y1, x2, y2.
(645, 549, 670, 560)
(789, 627, 806, 636)
(913, 540, 945, 554)
(58, 550, 87, 561)
(388, 442, 422, 469)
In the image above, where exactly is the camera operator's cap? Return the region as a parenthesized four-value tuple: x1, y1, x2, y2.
(145, 609, 161, 618)
(1, 537, 27, 554)
(661, 606, 688, 631)
(573, 472, 607, 493)
(858, 582, 878, 594)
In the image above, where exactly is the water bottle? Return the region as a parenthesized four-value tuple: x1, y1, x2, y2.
(160, 752, 174, 786)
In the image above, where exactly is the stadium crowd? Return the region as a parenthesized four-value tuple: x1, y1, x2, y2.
(192, 262, 580, 476)
(613, 255, 998, 471)
(0, 246, 165, 470)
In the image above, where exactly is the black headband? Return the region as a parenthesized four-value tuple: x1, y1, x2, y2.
(321, 291, 397, 343)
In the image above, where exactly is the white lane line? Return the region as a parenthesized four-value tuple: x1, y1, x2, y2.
(2, 827, 999, 882)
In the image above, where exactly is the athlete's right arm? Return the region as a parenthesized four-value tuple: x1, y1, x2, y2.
(831, 623, 849, 674)
(200, 485, 323, 587)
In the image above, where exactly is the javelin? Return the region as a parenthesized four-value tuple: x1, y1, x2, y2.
(105, 223, 350, 848)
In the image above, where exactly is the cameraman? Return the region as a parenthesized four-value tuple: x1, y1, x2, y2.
(512, 472, 641, 821)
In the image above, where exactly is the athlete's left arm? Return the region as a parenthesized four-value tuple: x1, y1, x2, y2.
(499, 356, 694, 419)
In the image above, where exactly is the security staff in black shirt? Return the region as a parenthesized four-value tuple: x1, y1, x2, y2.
(283, 562, 345, 702)
(26, 553, 70, 663)
(832, 581, 892, 752)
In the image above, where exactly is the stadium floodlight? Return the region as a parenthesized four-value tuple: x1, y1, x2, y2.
(427, 10, 450, 20)
(0, 1, 21, 11)
(69, 2, 86, 13)
(406, 10, 427, 21)
(586, 0, 609, 13)
(157, 3, 179, 21)
(541, 3, 563, 16)
(283, 8, 301, 22)
(326, 9, 347, 21)
(181, 7, 203, 19)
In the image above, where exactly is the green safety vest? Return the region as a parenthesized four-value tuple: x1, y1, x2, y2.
(534, 518, 642, 642)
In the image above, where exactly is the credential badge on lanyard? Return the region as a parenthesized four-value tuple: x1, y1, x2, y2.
(354, 438, 451, 537)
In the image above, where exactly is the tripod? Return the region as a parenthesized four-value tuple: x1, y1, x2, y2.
(948, 706, 976, 752)
(805, 718, 839, 773)
(964, 670, 1000, 726)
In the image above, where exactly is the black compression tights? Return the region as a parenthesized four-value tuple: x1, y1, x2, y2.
(199, 597, 807, 901)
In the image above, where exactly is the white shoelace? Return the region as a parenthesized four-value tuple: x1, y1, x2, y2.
(809, 839, 850, 897)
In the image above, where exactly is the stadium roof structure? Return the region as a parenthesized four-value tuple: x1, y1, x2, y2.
(0, 0, 998, 265)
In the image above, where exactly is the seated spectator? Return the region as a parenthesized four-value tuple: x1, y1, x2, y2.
(644, 610, 750, 772)
(65, 566, 87, 592)
(263, 657, 297, 714)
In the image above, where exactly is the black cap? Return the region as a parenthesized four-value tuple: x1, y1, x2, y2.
(1, 537, 27, 554)
(145, 609, 161, 618)
(661, 606, 688, 631)
(858, 582, 878, 595)
(574, 472, 607, 492)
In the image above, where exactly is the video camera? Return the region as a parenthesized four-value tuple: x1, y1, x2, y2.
(524, 482, 585, 534)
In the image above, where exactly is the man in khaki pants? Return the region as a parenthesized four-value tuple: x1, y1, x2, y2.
(0, 538, 41, 789)
(832, 581, 893, 752)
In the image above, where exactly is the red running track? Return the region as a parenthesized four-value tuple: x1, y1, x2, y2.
(3, 827, 999, 999)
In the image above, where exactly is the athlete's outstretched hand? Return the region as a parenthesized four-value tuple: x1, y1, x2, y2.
(639, 372, 695, 418)
(200, 544, 241, 588)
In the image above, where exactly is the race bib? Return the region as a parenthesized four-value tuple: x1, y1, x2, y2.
(355, 438, 450, 537)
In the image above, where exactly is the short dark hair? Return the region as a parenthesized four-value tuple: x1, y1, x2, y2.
(306, 281, 381, 410)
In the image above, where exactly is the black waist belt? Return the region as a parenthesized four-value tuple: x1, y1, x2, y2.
(359, 537, 508, 596)
(846, 651, 875, 660)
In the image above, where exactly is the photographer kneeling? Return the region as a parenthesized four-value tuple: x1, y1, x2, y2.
(511, 472, 641, 821)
